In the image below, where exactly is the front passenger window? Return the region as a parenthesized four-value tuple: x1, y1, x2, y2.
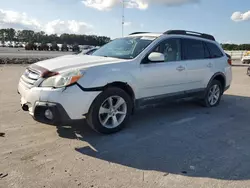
(152, 38, 181, 62)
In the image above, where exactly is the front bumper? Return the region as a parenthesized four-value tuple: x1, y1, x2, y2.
(33, 102, 71, 124)
(18, 80, 101, 123)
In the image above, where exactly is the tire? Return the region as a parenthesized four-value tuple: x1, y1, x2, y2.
(86, 87, 133, 134)
(202, 80, 222, 107)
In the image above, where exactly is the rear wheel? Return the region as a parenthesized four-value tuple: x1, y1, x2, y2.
(86, 87, 133, 134)
(202, 80, 222, 107)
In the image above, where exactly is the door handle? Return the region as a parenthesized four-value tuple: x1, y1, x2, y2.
(176, 66, 185, 71)
(207, 63, 212, 68)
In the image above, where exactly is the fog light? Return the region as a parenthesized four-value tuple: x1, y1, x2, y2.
(44, 109, 53, 120)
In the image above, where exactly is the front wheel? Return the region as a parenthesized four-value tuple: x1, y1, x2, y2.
(86, 87, 133, 134)
(202, 80, 222, 107)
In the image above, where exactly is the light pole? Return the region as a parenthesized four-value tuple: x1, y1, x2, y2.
(122, 0, 125, 37)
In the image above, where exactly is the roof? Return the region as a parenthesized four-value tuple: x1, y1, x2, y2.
(128, 30, 216, 41)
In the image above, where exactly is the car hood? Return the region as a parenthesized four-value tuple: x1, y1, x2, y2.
(35, 55, 122, 72)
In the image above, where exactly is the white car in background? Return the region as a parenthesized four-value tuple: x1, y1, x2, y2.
(18, 30, 232, 134)
(77, 47, 100, 55)
(242, 51, 250, 64)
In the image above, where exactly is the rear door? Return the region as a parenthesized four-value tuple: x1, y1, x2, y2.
(205, 41, 225, 69)
(182, 38, 213, 90)
(205, 41, 231, 86)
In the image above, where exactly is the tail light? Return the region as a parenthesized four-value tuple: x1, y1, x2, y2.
(225, 53, 232, 66)
(227, 59, 232, 66)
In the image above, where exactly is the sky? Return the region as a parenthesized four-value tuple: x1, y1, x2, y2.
(0, 0, 250, 43)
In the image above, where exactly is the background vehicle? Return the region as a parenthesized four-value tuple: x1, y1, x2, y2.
(72, 44, 80, 52)
(37, 43, 49, 51)
(50, 43, 59, 51)
(25, 42, 37, 50)
(242, 51, 250, 64)
(18, 30, 232, 134)
(61, 43, 69, 51)
(76, 47, 100, 55)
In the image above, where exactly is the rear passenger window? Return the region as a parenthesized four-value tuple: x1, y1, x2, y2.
(182, 39, 205, 60)
(206, 42, 223, 58)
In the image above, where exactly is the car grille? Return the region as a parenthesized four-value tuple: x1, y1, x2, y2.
(20, 68, 40, 88)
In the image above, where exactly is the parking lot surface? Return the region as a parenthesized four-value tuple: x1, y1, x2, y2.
(1, 65, 250, 188)
(0, 47, 73, 58)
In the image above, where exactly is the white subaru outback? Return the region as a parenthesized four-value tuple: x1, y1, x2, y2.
(18, 30, 232, 134)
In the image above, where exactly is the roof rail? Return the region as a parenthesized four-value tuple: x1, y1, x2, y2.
(129, 32, 150, 35)
(164, 30, 215, 41)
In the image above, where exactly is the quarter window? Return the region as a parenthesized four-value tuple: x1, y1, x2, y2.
(206, 42, 223, 58)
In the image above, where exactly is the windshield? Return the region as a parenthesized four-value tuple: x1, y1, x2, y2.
(92, 36, 156, 59)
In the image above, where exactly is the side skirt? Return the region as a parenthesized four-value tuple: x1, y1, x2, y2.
(135, 88, 206, 108)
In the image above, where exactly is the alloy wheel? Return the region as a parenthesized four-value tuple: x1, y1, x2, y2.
(98, 96, 127, 129)
(208, 84, 220, 106)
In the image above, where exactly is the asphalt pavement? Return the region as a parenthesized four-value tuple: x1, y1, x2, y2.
(0, 47, 73, 58)
(1, 65, 250, 187)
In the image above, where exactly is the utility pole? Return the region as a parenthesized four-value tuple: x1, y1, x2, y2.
(122, 0, 125, 37)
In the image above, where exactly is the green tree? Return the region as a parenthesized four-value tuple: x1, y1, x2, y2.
(1, 27, 111, 47)
(5, 28, 15, 42)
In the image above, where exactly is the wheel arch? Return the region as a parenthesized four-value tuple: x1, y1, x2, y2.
(207, 72, 226, 92)
(86, 81, 136, 116)
(103, 81, 135, 102)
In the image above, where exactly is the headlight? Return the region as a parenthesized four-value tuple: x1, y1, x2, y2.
(40, 70, 83, 88)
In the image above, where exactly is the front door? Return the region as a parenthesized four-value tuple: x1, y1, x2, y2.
(137, 38, 188, 99)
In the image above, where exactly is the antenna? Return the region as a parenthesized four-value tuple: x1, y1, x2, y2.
(122, 0, 125, 37)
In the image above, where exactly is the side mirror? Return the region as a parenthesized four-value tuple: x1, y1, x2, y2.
(148, 52, 165, 62)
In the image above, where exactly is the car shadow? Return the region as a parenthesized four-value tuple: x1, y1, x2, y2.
(56, 94, 250, 180)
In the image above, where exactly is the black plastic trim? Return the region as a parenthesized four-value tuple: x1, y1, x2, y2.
(75, 83, 104, 92)
(164, 30, 215, 41)
(129, 32, 150, 35)
(224, 85, 230, 92)
(136, 88, 205, 107)
(207, 72, 226, 90)
(33, 102, 71, 125)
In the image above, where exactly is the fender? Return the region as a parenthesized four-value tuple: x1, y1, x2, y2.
(77, 70, 138, 97)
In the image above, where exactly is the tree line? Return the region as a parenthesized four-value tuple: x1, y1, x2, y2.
(1, 28, 250, 51)
(221, 44, 250, 51)
(0, 28, 111, 46)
